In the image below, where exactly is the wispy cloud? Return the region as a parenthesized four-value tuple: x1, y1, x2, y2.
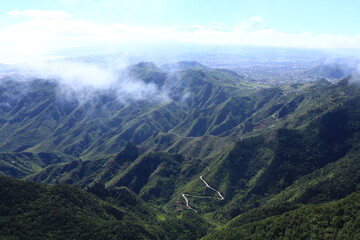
(7, 9, 72, 19)
(18, 60, 169, 103)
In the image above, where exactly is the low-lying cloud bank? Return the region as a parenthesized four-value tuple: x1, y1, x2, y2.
(1, 9, 360, 63)
(16, 60, 169, 104)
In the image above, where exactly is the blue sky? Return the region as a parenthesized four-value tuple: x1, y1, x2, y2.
(2, 0, 359, 34)
(0, 0, 360, 63)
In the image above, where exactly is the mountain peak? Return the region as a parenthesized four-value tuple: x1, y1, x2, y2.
(161, 61, 208, 72)
(128, 62, 166, 86)
(132, 62, 160, 70)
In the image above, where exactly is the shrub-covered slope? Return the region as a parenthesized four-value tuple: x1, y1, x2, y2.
(2, 62, 360, 239)
(203, 191, 360, 240)
(0, 175, 210, 240)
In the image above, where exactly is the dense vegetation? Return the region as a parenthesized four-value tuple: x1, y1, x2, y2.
(204, 191, 360, 240)
(1, 62, 360, 239)
(0, 175, 210, 240)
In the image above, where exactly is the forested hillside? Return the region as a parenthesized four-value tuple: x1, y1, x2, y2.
(1, 62, 360, 239)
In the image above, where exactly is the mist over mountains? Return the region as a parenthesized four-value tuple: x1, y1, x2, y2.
(2, 0, 360, 238)
(3, 45, 359, 86)
(1, 54, 360, 239)
(306, 57, 360, 80)
(0, 61, 250, 156)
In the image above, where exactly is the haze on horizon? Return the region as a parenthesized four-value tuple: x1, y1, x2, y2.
(1, 0, 360, 63)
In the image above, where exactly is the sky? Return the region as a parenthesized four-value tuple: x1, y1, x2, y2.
(1, 0, 360, 63)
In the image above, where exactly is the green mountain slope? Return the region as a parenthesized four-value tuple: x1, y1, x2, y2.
(2, 61, 360, 239)
(203, 191, 360, 240)
(0, 175, 210, 240)
(0, 152, 75, 178)
(195, 79, 360, 219)
(0, 63, 258, 159)
(30, 143, 206, 207)
(25, 72, 360, 220)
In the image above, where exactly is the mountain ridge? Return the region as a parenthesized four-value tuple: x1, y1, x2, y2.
(1, 61, 360, 239)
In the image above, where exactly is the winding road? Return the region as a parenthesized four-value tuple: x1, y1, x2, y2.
(181, 162, 224, 212)
(181, 194, 197, 212)
(200, 175, 224, 200)
(272, 114, 281, 123)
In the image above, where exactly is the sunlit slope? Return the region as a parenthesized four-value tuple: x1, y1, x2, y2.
(29, 77, 360, 220)
(3, 62, 360, 240)
(0, 62, 258, 159)
(0, 151, 75, 178)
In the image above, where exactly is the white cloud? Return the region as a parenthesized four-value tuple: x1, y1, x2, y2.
(23, 61, 116, 90)
(235, 16, 267, 31)
(6, 9, 72, 19)
(1, 10, 360, 63)
(18, 60, 168, 103)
